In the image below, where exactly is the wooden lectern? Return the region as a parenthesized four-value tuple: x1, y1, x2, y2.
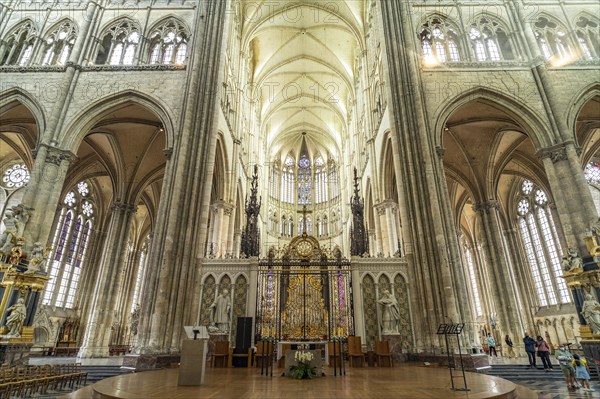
(178, 327, 209, 386)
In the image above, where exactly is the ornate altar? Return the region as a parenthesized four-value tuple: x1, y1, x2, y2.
(561, 223, 600, 362)
(0, 239, 49, 343)
(256, 231, 353, 341)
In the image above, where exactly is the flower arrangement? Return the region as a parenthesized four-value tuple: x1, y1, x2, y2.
(290, 350, 317, 379)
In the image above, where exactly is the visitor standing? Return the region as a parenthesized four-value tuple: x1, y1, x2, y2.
(573, 354, 593, 392)
(535, 336, 553, 371)
(555, 343, 577, 390)
(486, 333, 497, 357)
(504, 335, 516, 358)
(523, 333, 537, 368)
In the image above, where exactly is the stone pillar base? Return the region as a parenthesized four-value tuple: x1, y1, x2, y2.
(381, 334, 407, 365)
(121, 353, 181, 372)
(78, 345, 109, 358)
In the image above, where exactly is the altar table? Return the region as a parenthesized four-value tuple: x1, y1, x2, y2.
(277, 341, 330, 364)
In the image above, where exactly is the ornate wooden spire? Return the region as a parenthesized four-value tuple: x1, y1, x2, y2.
(350, 167, 369, 256)
(241, 165, 261, 257)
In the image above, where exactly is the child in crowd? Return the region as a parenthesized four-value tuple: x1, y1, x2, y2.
(573, 354, 593, 392)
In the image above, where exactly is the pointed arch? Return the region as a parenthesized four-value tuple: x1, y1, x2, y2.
(434, 87, 550, 151)
(0, 87, 47, 136)
(60, 90, 175, 152)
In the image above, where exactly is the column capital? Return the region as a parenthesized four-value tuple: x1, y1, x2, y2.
(536, 141, 574, 163)
(111, 201, 136, 213)
(472, 200, 500, 214)
(211, 200, 235, 214)
(35, 144, 77, 166)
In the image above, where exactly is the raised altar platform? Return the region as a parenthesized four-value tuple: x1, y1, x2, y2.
(68, 362, 531, 399)
(408, 353, 490, 372)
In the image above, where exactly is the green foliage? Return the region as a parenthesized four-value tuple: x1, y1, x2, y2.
(289, 361, 317, 379)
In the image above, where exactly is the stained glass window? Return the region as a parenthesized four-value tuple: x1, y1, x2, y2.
(43, 181, 95, 308)
(42, 20, 77, 65)
(516, 180, 569, 306)
(464, 247, 482, 316)
(533, 17, 572, 60)
(281, 156, 295, 204)
(147, 19, 189, 65)
(95, 20, 140, 65)
(575, 17, 598, 60)
(1, 20, 36, 66)
(419, 17, 461, 63)
(585, 163, 600, 184)
(1, 164, 30, 188)
(298, 155, 312, 205)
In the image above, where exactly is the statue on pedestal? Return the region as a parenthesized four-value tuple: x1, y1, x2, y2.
(130, 305, 140, 336)
(581, 293, 600, 335)
(210, 289, 231, 333)
(5, 298, 27, 337)
(377, 289, 400, 334)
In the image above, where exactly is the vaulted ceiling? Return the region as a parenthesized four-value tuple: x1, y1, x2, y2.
(241, 0, 365, 159)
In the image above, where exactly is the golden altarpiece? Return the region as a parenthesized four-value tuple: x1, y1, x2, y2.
(256, 232, 353, 341)
(561, 225, 600, 361)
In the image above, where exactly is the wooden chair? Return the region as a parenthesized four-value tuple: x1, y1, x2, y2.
(254, 340, 273, 369)
(212, 341, 230, 368)
(327, 341, 343, 368)
(277, 344, 291, 368)
(347, 336, 364, 367)
(375, 340, 393, 367)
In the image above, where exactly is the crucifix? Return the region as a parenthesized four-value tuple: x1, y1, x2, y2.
(297, 205, 313, 235)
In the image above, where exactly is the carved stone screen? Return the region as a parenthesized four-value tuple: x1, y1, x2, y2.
(199, 275, 216, 326)
(361, 274, 378, 349)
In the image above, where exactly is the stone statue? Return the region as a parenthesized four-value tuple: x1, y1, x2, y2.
(130, 305, 140, 336)
(582, 293, 600, 335)
(5, 298, 27, 337)
(591, 218, 600, 237)
(0, 210, 17, 255)
(563, 247, 583, 272)
(11, 204, 30, 238)
(26, 242, 48, 274)
(210, 289, 231, 333)
(377, 289, 401, 334)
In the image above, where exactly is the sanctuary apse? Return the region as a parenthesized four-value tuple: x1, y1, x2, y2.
(0, 0, 598, 367)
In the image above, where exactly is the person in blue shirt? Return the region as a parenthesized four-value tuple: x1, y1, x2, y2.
(523, 333, 536, 368)
(486, 333, 497, 357)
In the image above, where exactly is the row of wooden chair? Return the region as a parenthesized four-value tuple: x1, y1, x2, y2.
(0, 363, 88, 397)
(211, 337, 394, 369)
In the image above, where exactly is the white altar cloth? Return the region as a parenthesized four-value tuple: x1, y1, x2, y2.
(277, 341, 330, 364)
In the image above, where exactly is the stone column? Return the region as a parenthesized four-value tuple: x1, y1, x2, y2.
(140, 0, 231, 354)
(20, 145, 75, 247)
(233, 229, 242, 258)
(374, 204, 388, 256)
(367, 229, 376, 257)
(352, 268, 366, 340)
(385, 205, 398, 254)
(379, 1, 461, 351)
(538, 145, 598, 257)
(79, 202, 136, 357)
(472, 201, 523, 341)
(508, 0, 598, 255)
